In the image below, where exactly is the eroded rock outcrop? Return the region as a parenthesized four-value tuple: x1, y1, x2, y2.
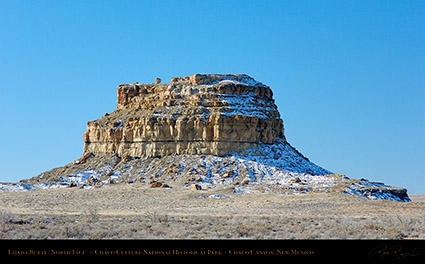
(83, 74, 284, 157)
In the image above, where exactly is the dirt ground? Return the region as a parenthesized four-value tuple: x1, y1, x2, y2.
(1, 183, 424, 239)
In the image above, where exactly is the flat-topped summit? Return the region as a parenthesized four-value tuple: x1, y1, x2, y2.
(84, 74, 284, 158)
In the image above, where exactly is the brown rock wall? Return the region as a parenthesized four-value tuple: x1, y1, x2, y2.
(83, 74, 285, 158)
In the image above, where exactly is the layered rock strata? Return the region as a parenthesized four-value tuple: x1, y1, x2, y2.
(83, 74, 284, 157)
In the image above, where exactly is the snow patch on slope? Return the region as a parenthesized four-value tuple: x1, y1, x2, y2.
(344, 181, 411, 202)
(231, 138, 332, 176)
(0, 140, 410, 202)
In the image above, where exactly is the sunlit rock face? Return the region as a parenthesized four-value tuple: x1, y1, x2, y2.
(83, 74, 285, 158)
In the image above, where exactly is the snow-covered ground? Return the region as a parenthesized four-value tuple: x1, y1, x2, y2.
(344, 181, 411, 202)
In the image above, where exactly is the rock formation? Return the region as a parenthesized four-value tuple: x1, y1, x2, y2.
(10, 74, 410, 202)
(83, 74, 284, 158)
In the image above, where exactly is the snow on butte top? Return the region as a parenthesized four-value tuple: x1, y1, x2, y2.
(170, 74, 264, 86)
(120, 74, 264, 88)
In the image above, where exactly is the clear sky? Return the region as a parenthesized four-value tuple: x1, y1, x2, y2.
(1, 1, 424, 194)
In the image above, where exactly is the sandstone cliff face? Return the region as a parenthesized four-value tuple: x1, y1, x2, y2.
(83, 74, 285, 157)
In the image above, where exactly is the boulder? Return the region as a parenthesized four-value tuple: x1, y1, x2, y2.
(190, 183, 202, 191)
(150, 182, 163, 188)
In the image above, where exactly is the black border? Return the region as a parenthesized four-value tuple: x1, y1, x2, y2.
(2, 239, 424, 262)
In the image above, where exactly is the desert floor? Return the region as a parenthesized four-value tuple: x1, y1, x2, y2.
(1, 183, 424, 239)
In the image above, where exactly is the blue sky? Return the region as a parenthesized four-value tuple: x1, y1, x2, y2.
(1, 0, 424, 194)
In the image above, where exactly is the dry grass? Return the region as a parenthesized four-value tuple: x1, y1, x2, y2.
(1, 183, 424, 239)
